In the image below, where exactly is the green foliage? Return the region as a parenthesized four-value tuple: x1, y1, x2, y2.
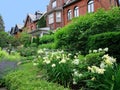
(38, 43, 55, 49)
(0, 48, 21, 61)
(4, 62, 69, 90)
(17, 46, 37, 58)
(39, 34, 54, 44)
(18, 32, 32, 47)
(0, 15, 5, 31)
(0, 31, 10, 48)
(85, 52, 105, 66)
(37, 16, 46, 28)
(87, 32, 120, 62)
(87, 65, 120, 90)
(54, 7, 120, 54)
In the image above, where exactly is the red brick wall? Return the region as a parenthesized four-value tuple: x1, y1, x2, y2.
(46, 0, 67, 30)
(63, 0, 116, 26)
(24, 16, 37, 33)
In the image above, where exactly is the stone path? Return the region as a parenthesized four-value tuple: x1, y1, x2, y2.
(0, 87, 7, 90)
(0, 60, 18, 90)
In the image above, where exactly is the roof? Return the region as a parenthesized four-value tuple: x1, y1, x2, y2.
(24, 11, 43, 27)
(16, 24, 23, 29)
(28, 14, 36, 21)
(64, 0, 79, 7)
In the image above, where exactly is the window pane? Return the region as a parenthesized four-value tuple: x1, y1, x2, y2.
(49, 13, 54, 24)
(88, 0, 94, 13)
(74, 7, 79, 17)
(56, 12, 61, 22)
(68, 10, 72, 20)
(52, 1, 56, 8)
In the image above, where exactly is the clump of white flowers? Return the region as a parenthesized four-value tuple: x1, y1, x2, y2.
(72, 69, 83, 84)
(89, 47, 109, 53)
(88, 66, 105, 74)
(88, 54, 116, 74)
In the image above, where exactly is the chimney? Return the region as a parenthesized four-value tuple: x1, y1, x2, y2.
(35, 11, 43, 19)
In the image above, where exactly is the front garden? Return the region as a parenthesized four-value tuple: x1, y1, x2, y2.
(0, 7, 120, 90)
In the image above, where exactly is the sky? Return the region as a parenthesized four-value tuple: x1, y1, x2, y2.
(0, 0, 49, 32)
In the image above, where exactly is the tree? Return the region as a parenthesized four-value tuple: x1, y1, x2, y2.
(18, 32, 32, 47)
(0, 31, 9, 48)
(0, 15, 5, 31)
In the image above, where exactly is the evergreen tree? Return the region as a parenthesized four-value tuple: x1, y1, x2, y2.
(0, 14, 5, 31)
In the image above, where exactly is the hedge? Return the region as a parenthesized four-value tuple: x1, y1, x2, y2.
(54, 7, 120, 54)
(39, 34, 54, 44)
(87, 32, 120, 62)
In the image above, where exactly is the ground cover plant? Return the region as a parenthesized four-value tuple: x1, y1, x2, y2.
(4, 62, 69, 90)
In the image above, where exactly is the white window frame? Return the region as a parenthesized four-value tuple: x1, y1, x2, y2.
(48, 13, 54, 24)
(67, 9, 72, 20)
(74, 6, 79, 17)
(56, 12, 61, 22)
(52, 1, 57, 8)
(118, 0, 120, 6)
(88, 0, 94, 13)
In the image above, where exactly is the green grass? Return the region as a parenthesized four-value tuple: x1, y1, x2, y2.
(4, 62, 69, 90)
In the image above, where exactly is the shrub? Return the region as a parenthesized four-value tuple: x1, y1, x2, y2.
(87, 32, 120, 62)
(55, 7, 120, 54)
(17, 46, 37, 57)
(0, 48, 21, 61)
(39, 34, 54, 44)
(38, 43, 55, 49)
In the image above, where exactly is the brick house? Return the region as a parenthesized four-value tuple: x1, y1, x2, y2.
(63, 0, 119, 26)
(46, 0, 119, 30)
(10, 24, 23, 38)
(46, 0, 68, 30)
(24, 11, 43, 33)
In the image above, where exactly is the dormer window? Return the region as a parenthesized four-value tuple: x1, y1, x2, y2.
(88, 0, 94, 13)
(52, 1, 57, 8)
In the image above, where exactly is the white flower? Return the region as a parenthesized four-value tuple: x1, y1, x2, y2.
(73, 81, 77, 84)
(59, 59, 66, 64)
(73, 78, 77, 84)
(89, 50, 92, 53)
(68, 53, 72, 56)
(100, 62, 105, 69)
(46, 60, 51, 64)
(91, 77, 96, 81)
(73, 69, 76, 72)
(37, 49, 44, 54)
(78, 73, 83, 78)
(104, 47, 108, 52)
(51, 64, 56, 67)
(72, 59, 79, 65)
(98, 48, 102, 52)
(93, 50, 97, 53)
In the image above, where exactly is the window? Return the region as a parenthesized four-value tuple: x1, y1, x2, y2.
(52, 1, 57, 8)
(67, 9, 72, 20)
(88, 0, 94, 13)
(48, 13, 54, 24)
(56, 12, 61, 22)
(118, 0, 120, 6)
(74, 6, 79, 17)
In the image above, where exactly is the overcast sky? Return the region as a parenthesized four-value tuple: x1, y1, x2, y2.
(0, 0, 49, 32)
